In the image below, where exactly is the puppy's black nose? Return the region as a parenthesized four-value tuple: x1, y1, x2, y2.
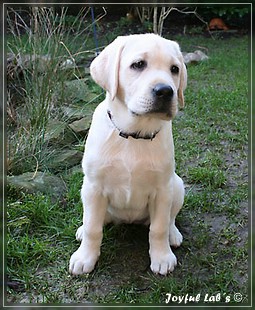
(153, 83, 173, 100)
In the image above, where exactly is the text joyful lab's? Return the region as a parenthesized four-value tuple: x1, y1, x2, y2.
(165, 293, 232, 304)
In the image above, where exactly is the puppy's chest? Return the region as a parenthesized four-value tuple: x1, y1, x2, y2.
(90, 141, 173, 207)
(102, 157, 166, 187)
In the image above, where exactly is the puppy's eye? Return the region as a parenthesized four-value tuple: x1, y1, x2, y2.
(171, 65, 179, 74)
(131, 60, 147, 70)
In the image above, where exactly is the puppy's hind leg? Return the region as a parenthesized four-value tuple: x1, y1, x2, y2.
(169, 173, 184, 247)
(75, 225, 84, 242)
(69, 180, 107, 275)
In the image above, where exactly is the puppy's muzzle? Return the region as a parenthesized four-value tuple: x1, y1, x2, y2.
(153, 83, 174, 100)
(152, 83, 175, 115)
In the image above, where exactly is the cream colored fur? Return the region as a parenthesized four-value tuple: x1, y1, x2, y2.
(69, 34, 187, 276)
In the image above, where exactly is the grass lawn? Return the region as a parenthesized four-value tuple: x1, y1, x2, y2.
(5, 30, 250, 305)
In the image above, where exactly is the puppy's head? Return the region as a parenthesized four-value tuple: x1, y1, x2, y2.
(90, 34, 187, 120)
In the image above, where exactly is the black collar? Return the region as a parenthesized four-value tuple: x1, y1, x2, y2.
(107, 110, 160, 141)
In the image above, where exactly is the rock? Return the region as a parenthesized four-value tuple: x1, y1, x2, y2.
(62, 102, 97, 123)
(7, 53, 52, 77)
(61, 78, 100, 105)
(7, 172, 66, 199)
(62, 106, 87, 122)
(60, 58, 76, 69)
(66, 165, 83, 175)
(183, 50, 209, 64)
(44, 119, 77, 146)
(48, 149, 83, 171)
(62, 79, 89, 104)
(69, 117, 91, 137)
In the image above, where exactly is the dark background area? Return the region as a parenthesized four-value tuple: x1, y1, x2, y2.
(6, 4, 251, 35)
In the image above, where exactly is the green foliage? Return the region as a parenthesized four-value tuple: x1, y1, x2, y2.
(7, 7, 96, 175)
(188, 167, 226, 189)
(210, 6, 249, 18)
(200, 5, 250, 22)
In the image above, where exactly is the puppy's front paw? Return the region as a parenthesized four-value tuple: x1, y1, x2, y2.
(169, 225, 183, 247)
(150, 250, 177, 275)
(69, 246, 98, 275)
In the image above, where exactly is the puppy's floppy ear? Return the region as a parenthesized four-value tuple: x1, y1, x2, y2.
(90, 36, 126, 100)
(169, 40, 187, 108)
(178, 60, 187, 108)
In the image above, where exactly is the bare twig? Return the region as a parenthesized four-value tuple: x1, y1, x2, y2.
(153, 7, 158, 34)
(153, 6, 209, 36)
(136, 7, 153, 24)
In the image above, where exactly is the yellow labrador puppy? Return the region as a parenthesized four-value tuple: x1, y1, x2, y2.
(69, 33, 187, 276)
